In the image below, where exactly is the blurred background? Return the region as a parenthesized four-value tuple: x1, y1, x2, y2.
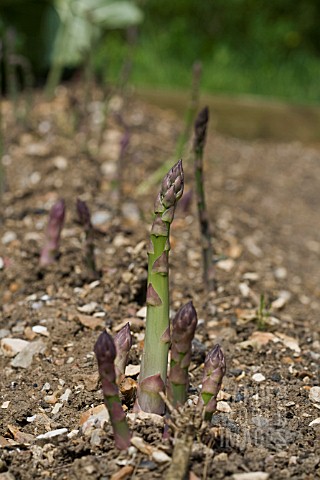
(1, 0, 320, 103)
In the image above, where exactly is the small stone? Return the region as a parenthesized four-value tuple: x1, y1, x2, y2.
(309, 417, 320, 426)
(252, 373, 266, 383)
(77, 302, 98, 314)
(216, 258, 235, 271)
(274, 267, 287, 280)
(1, 338, 29, 357)
(90, 429, 104, 447)
(309, 387, 320, 403)
(151, 450, 171, 464)
(2, 231, 17, 245)
(32, 325, 49, 336)
(0, 257, 4, 269)
(91, 211, 111, 226)
(125, 364, 140, 377)
(271, 291, 291, 310)
(127, 411, 164, 427)
(60, 388, 71, 403)
(51, 403, 63, 414)
(36, 428, 68, 443)
(53, 156, 68, 170)
(80, 404, 109, 433)
(11, 340, 46, 369)
(0, 329, 10, 339)
(1, 401, 10, 409)
(217, 401, 231, 413)
(77, 314, 104, 330)
(232, 473, 269, 480)
(137, 307, 147, 318)
(110, 465, 134, 480)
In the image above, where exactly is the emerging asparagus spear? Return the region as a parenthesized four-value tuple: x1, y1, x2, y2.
(193, 107, 215, 291)
(94, 331, 131, 450)
(137, 160, 184, 414)
(76, 198, 98, 276)
(114, 322, 132, 384)
(197, 344, 226, 421)
(167, 301, 198, 407)
(40, 199, 66, 267)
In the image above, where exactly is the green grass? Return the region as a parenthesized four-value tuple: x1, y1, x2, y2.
(95, 35, 320, 105)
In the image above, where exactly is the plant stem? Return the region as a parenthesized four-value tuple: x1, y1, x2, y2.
(137, 160, 184, 414)
(194, 106, 215, 291)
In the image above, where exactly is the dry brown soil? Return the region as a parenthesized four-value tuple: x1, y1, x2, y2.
(0, 84, 320, 479)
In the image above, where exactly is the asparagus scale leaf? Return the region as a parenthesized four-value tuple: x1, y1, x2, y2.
(94, 331, 131, 450)
(40, 199, 66, 267)
(137, 160, 184, 414)
(197, 344, 226, 421)
(114, 322, 132, 385)
(167, 301, 198, 407)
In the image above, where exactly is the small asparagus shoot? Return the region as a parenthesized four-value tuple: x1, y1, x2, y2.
(137, 160, 184, 414)
(114, 322, 132, 384)
(167, 301, 198, 407)
(197, 344, 226, 421)
(40, 199, 66, 267)
(76, 198, 98, 276)
(194, 106, 215, 291)
(94, 331, 131, 450)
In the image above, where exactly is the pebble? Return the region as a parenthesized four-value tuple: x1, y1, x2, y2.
(151, 450, 171, 464)
(60, 388, 72, 403)
(77, 302, 98, 314)
(125, 364, 140, 377)
(137, 306, 147, 318)
(11, 340, 46, 368)
(309, 386, 320, 403)
(216, 258, 235, 271)
(1, 401, 10, 409)
(51, 403, 63, 414)
(309, 417, 320, 427)
(0, 257, 4, 269)
(80, 404, 110, 433)
(1, 338, 30, 358)
(232, 473, 269, 480)
(36, 428, 68, 443)
(2, 231, 17, 245)
(32, 325, 49, 336)
(53, 156, 68, 170)
(252, 373, 266, 383)
(91, 211, 112, 226)
(217, 401, 232, 413)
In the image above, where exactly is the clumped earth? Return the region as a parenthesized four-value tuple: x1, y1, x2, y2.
(1, 84, 320, 480)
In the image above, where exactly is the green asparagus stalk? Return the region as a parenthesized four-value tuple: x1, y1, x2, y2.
(114, 322, 132, 384)
(94, 331, 131, 450)
(76, 198, 98, 276)
(194, 106, 215, 291)
(167, 301, 198, 407)
(40, 199, 66, 267)
(197, 344, 226, 421)
(137, 160, 184, 414)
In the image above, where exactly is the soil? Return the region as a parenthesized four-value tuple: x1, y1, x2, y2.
(1, 83, 320, 480)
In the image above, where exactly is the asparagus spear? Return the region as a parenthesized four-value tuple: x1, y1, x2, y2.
(40, 199, 66, 267)
(76, 198, 97, 276)
(167, 301, 198, 407)
(94, 331, 131, 450)
(137, 160, 184, 414)
(114, 322, 132, 384)
(197, 344, 226, 421)
(193, 106, 215, 291)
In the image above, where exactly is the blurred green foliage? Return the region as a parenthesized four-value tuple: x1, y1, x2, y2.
(1, 0, 320, 102)
(97, 0, 320, 103)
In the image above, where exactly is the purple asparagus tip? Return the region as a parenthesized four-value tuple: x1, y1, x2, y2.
(194, 107, 209, 151)
(39, 199, 66, 267)
(76, 198, 92, 230)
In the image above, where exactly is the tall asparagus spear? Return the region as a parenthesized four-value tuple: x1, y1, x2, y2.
(167, 301, 198, 407)
(76, 198, 97, 276)
(40, 199, 66, 267)
(94, 331, 131, 450)
(137, 160, 184, 414)
(114, 322, 132, 384)
(193, 107, 215, 291)
(197, 344, 226, 421)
